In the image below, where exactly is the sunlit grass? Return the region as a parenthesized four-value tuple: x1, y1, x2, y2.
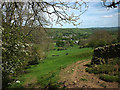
(10, 47, 93, 88)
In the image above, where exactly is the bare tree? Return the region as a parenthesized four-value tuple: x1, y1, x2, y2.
(0, 1, 88, 27)
(1, 0, 119, 28)
(101, 0, 120, 8)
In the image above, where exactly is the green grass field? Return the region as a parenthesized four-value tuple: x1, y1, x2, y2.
(10, 47, 93, 88)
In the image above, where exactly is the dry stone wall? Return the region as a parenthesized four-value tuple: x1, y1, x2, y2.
(91, 43, 120, 65)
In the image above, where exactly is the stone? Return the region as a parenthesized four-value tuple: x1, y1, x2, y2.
(98, 81, 101, 83)
(74, 81, 77, 84)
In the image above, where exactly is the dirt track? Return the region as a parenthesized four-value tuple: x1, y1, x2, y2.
(59, 60, 118, 88)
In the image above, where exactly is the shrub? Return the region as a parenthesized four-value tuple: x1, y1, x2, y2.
(80, 78, 88, 81)
(97, 64, 114, 74)
(110, 57, 120, 65)
(27, 45, 40, 65)
(85, 67, 99, 74)
(69, 40, 74, 47)
(88, 40, 107, 48)
(8, 82, 24, 88)
(99, 74, 119, 82)
(2, 23, 41, 88)
(99, 83, 106, 88)
(88, 30, 114, 48)
(27, 44, 47, 65)
(85, 64, 115, 74)
(2, 24, 31, 88)
(37, 71, 58, 88)
(56, 41, 65, 47)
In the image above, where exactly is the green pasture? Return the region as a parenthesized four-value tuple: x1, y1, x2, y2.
(10, 47, 93, 88)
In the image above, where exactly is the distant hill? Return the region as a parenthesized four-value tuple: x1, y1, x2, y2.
(46, 27, 118, 36)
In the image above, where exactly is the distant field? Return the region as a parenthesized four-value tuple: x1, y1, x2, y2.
(46, 28, 118, 41)
(47, 27, 118, 34)
(47, 28, 93, 34)
(10, 47, 93, 88)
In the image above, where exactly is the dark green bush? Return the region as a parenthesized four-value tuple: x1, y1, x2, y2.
(80, 78, 88, 81)
(8, 82, 24, 88)
(88, 40, 107, 48)
(99, 74, 119, 82)
(85, 67, 98, 74)
(56, 41, 65, 47)
(97, 64, 114, 74)
(110, 57, 120, 65)
(37, 71, 58, 88)
(85, 64, 115, 74)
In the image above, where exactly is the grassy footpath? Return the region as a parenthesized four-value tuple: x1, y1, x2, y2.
(10, 47, 93, 88)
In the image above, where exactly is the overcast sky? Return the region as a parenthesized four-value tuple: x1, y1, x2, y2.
(51, 2, 119, 28)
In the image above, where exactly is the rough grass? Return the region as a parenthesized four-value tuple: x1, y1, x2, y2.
(80, 78, 88, 81)
(85, 64, 115, 74)
(85, 57, 120, 82)
(9, 47, 93, 88)
(99, 74, 119, 82)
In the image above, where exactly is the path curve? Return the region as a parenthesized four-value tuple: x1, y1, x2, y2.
(59, 60, 118, 88)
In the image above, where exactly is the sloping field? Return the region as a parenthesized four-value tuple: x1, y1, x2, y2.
(10, 47, 93, 88)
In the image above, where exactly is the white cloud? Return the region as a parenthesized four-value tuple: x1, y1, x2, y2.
(102, 15, 113, 18)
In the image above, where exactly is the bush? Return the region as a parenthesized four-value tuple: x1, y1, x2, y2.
(2, 24, 31, 88)
(99, 74, 119, 82)
(88, 40, 107, 48)
(85, 64, 115, 74)
(110, 57, 120, 65)
(85, 67, 99, 74)
(88, 30, 114, 48)
(2, 23, 42, 88)
(8, 82, 24, 88)
(80, 78, 88, 81)
(97, 64, 114, 74)
(27, 44, 45, 65)
(69, 40, 74, 47)
(56, 41, 65, 47)
(37, 71, 59, 88)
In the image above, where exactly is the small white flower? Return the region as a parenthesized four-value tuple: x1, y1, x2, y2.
(17, 44, 20, 46)
(16, 80, 20, 83)
(25, 52, 29, 55)
(22, 45, 25, 48)
(25, 43, 29, 47)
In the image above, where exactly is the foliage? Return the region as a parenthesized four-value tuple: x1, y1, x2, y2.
(80, 78, 88, 81)
(27, 44, 47, 65)
(56, 41, 65, 47)
(88, 39, 107, 48)
(110, 57, 120, 65)
(99, 74, 119, 82)
(2, 23, 47, 88)
(37, 71, 59, 88)
(8, 82, 24, 88)
(88, 30, 114, 48)
(2, 23, 30, 88)
(47, 28, 118, 48)
(85, 64, 115, 74)
(86, 57, 120, 82)
(68, 40, 74, 47)
(99, 83, 106, 88)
